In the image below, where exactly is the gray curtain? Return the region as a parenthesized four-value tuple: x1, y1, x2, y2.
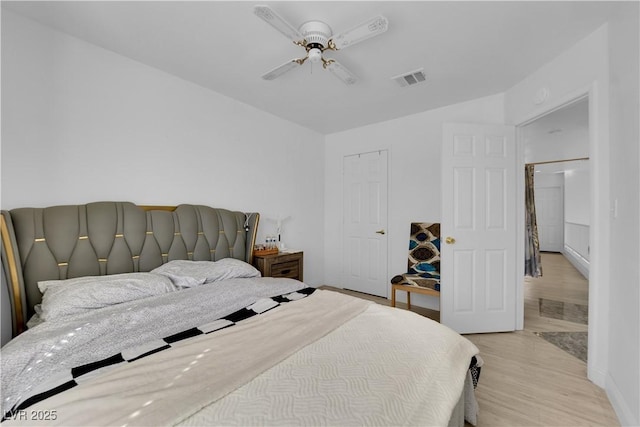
(524, 164, 542, 277)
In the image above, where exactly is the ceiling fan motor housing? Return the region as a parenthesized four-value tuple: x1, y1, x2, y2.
(299, 20, 332, 50)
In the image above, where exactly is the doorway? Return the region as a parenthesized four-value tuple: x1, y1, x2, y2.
(519, 97, 591, 363)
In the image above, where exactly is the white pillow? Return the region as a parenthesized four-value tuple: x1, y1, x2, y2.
(37, 273, 177, 321)
(151, 258, 261, 288)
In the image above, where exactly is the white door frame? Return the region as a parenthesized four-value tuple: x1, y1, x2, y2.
(515, 82, 608, 386)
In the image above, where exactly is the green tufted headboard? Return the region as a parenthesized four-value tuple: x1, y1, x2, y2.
(1, 202, 259, 337)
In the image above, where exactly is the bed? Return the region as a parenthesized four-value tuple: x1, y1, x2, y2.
(0, 202, 481, 426)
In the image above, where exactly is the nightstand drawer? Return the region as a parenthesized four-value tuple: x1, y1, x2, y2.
(270, 260, 299, 278)
(252, 251, 303, 281)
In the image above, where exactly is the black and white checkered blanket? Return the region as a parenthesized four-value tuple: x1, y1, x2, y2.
(3, 287, 317, 421)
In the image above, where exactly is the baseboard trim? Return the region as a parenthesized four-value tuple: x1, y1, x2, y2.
(588, 365, 606, 388)
(606, 373, 638, 426)
(562, 245, 589, 279)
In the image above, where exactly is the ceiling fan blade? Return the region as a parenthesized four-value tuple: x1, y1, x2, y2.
(325, 60, 358, 85)
(254, 5, 303, 42)
(261, 59, 302, 81)
(330, 15, 389, 50)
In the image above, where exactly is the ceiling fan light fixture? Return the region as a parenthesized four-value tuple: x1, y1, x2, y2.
(308, 48, 322, 63)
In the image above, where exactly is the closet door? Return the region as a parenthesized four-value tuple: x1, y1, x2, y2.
(342, 151, 388, 297)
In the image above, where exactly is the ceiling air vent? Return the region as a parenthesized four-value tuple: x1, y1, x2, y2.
(391, 68, 427, 87)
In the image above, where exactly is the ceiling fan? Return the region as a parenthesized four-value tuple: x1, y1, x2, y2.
(253, 5, 389, 85)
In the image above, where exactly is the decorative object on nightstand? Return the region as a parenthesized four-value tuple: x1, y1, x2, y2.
(254, 234, 280, 257)
(253, 251, 303, 281)
(253, 247, 279, 257)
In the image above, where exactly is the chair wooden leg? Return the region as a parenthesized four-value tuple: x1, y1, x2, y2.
(391, 286, 396, 307)
(407, 291, 411, 310)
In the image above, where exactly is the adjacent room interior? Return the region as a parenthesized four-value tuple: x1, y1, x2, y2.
(522, 98, 591, 362)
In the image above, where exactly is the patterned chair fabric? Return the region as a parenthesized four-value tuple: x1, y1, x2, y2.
(390, 222, 441, 292)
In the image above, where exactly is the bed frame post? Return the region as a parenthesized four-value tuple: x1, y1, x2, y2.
(247, 213, 260, 264)
(1, 212, 26, 336)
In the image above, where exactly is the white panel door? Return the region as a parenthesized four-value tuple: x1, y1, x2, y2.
(441, 123, 516, 333)
(342, 151, 388, 297)
(535, 186, 564, 252)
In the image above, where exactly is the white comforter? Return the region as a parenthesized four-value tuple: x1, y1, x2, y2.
(181, 295, 480, 427)
(2, 281, 479, 426)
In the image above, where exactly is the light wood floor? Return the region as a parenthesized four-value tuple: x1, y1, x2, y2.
(322, 253, 620, 427)
(466, 253, 618, 426)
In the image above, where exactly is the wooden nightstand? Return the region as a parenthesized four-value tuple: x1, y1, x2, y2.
(253, 251, 303, 281)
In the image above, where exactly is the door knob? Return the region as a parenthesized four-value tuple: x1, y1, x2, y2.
(375, 229, 386, 235)
(445, 236, 456, 244)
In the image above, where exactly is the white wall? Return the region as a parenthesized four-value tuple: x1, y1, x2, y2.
(563, 164, 590, 276)
(606, 4, 640, 425)
(0, 10, 326, 285)
(533, 172, 563, 189)
(324, 93, 504, 309)
(564, 165, 591, 226)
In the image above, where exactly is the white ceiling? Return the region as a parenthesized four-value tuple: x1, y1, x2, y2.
(2, 1, 620, 134)
(525, 97, 589, 148)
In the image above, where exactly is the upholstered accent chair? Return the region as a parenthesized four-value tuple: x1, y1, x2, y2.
(390, 222, 441, 310)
